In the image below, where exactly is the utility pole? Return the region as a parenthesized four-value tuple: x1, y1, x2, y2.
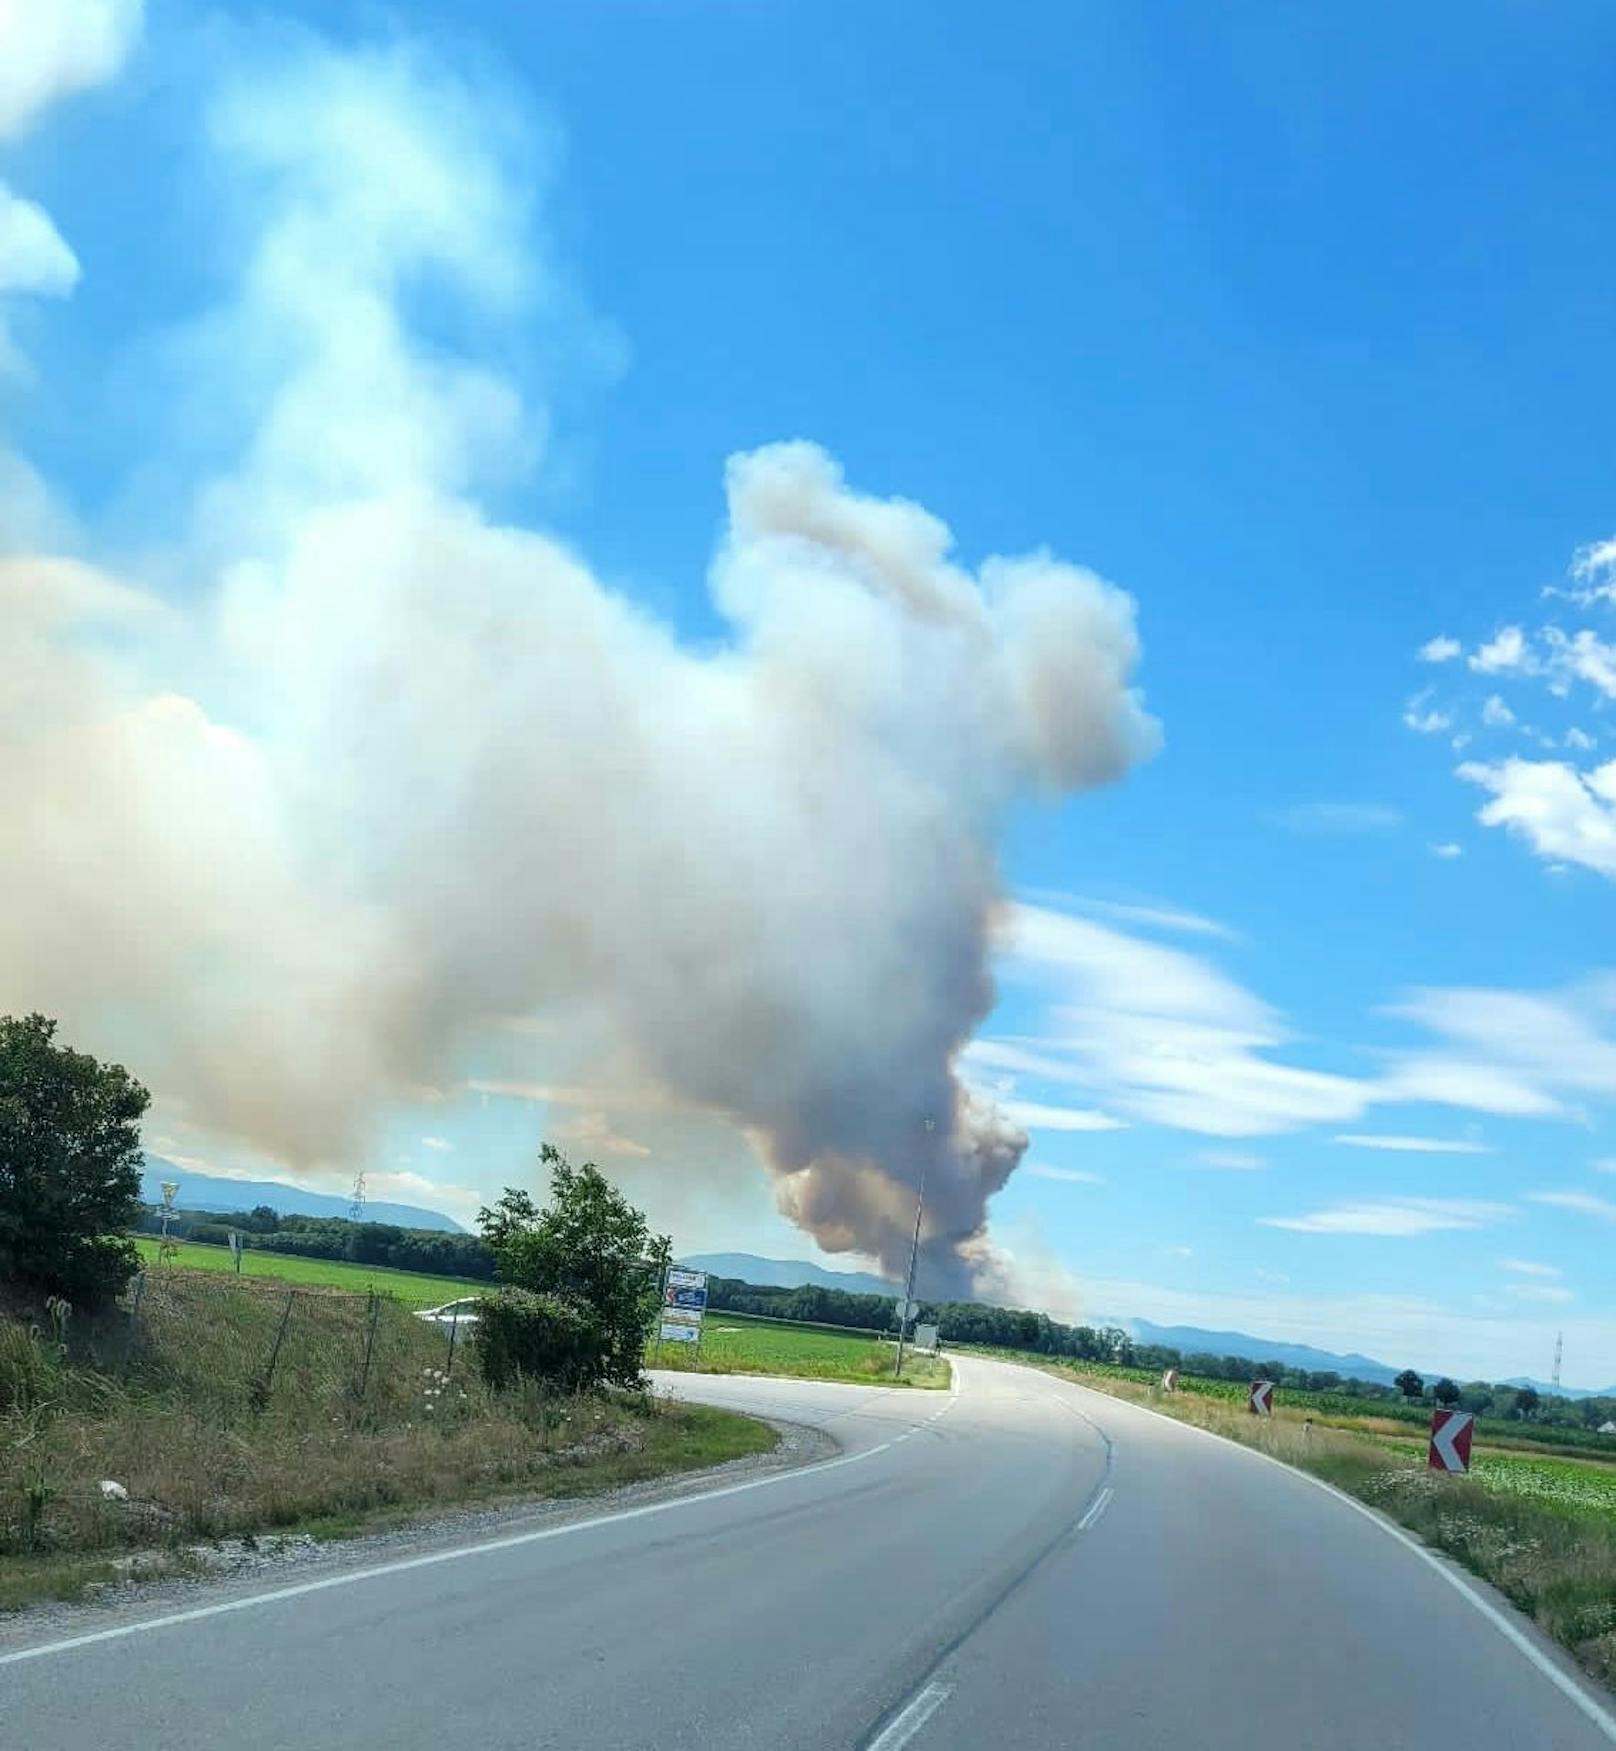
(893, 1118, 935, 1380)
(1553, 1331, 1563, 1392)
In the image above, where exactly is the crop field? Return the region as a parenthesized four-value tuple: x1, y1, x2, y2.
(1469, 1450, 1616, 1515)
(131, 1237, 486, 1309)
(655, 1310, 949, 1389)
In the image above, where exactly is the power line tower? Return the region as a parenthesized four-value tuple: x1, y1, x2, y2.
(348, 1170, 367, 1224)
(1552, 1331, 1563, 1392)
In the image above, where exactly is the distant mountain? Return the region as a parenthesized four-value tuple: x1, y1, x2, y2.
(1129, 1320, 1401, 1385)
(1500, 1376, 1616, 1402)
(678, 1252, 898, 1298)
(139, 1162, 465, 1233)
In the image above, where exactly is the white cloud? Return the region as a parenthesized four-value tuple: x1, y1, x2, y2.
(1498, 1258, 1561, 1278)
(1253, 1267, 1290, 1285)
(999, 1098, 1126, 1133)
(0, 0, 143, 140)
(1481, 693, 1516, 728)
(998, 903, 1369, 1137)
(1024, 1163, 1106, 1184)
(1402, 691, 1452, 735)
(1505, 1284, 1573, 1305)
(1192, 1149, 1266, 1171)
(1418, 635, 1462, 664)
(1567, 727, 1597, 753)
(420, 1135, 452, 1151)
(1428, 842, 1463, 859)
(1470, 626, 1533, 675)
(1459, 756, 1616, 879)
(1033, 893, 1234, 940)
(1593, 1159, 1616, 1175)
(1529, 1190, 1616, 1222)
(1260, 1197, 1513, 1237)
(1542, 627, 1616, 700)
(1569, 536, 1616, 605)
(0, 188, 79, 297)
(1331, 1133, 1490, 1155)
(1275, 802, 1402, 834)
(1166, 1245, 1192, 1258)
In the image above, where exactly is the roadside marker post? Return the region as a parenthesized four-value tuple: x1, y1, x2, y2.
(1248, 1379, 1274, 1417)
(1160, 1368, 1178, 1394)
(1428, 1408, 1475, 1474)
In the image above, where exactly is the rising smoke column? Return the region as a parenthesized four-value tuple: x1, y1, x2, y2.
(0, 24, 1158, 1295)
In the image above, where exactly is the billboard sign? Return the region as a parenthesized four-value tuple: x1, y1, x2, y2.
(659, 1319, 701, 1344)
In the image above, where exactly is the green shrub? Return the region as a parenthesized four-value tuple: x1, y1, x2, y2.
(474, 1289, 606, 1391)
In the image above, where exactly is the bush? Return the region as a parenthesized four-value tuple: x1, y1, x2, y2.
(475, 1289, 607, 1392)
(0, 1322, 54, 1416)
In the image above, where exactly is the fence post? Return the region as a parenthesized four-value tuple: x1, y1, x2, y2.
(252, 1289, 296, 1411)
(357, 1290, 380, 1401)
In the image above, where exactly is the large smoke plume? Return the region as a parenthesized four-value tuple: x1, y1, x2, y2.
(0, 24, 1157, 1294)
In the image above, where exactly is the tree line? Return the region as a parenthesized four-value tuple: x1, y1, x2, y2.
(131, 1203, 499, 1281)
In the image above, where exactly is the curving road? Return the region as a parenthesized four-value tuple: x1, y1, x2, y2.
(4, 1355, 1613, 1749)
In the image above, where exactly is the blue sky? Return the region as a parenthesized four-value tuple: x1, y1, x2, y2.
(7, 3, 1616, 1382)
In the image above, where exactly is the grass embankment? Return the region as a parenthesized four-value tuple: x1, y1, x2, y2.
(0, 1272, 773, 1612)
(1035, 1357, 1616, 1689)
(655, 1309, 950, 1389)
(132, 1236, 485, 1308)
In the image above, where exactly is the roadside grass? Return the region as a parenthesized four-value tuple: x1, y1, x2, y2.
(1031, 1358, 1616, 1691)
(0, 1273, 772, 1612)
(656, 1310, 950, 1389)
(131, 1237, 486, 1308)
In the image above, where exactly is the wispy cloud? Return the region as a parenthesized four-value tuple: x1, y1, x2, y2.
(1273, 802, 1402, 835)
(1506, 1284, 1573, 1305)
(420, 1135, 452, 1151)
(1529, 1190, 1616, 1222)
(1402, 691, 1452, 736)
(1419, 635, 1462, 664)
(1498, 1258, 1562, 1278)
(1024, 1163, 1106, 1184)
(1192, 1149, 1266, 1171)
(1000, 1098, 1125, 1134)
(997, 903, 1368, 1137)
(1260, 1197, 1513, 1237)
(1429, 842, 1464, 860)
(1332, 1133, 1490, 1155)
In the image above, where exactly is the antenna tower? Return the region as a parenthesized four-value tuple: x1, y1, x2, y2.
(348, 1170, 367, 1224)
(1552, 1330, 1563, 1392)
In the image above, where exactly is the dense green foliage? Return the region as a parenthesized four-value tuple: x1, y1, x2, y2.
(477, 1144, 669, 1390)
(657, 1309, 947, 1388)
(475, 1288, 604, 1390)
(0, 1014, 147, 1306)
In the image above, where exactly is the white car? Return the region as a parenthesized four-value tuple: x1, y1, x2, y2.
(413, 1297, 483, 1328)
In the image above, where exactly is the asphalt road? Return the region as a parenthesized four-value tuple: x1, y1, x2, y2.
(5, 1355, 1614, 1749)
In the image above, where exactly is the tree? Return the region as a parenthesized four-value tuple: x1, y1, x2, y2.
(0, 1014, 147, 1306)
(1394, 1368, 1425, 1401)
(478, 1144, 669, 1389)
(1432, 1377, 1461, 1407)
(1515, 1385, 1541, 1421)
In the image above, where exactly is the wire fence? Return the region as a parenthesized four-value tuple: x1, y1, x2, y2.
(106, 1268, 476, 1422)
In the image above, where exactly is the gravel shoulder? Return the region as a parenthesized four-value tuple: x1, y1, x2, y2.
(0, 1412, 834, 1650)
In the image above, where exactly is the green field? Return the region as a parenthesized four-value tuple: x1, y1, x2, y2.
(132, 1237, 486, 1308)
(656, 1309, 949, 1389)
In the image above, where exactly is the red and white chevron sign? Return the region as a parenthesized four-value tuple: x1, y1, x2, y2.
(1428, 1408, 1475, 1473)
(1248, 1380, 1274, 1417)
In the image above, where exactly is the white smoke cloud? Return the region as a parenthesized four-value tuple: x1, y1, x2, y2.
(0, 27, 1157, 1294)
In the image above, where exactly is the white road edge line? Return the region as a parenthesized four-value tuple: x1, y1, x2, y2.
(0, 1370, 965, 1671)
(1077, 1485, 1113, 1532)
(1060, 1374, 1616, 1745)
(865, 1681, 953, 1751)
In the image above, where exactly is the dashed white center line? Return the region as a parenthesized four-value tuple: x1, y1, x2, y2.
(865, 1681, 954, 1751)
(1077, 1484, 1113, 1532)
